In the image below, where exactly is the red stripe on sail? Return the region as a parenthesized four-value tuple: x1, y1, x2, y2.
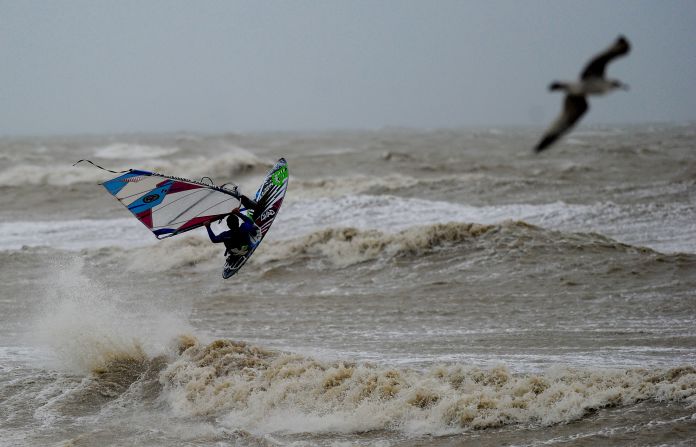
(167, 181, 203, 194)
(178, 215, 224, 231)
(136, 209, 153, 228)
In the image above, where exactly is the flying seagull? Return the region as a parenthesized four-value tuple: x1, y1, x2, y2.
(534, 36, 631, 153)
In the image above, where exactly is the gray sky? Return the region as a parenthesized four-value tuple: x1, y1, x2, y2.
(2, 0, 695, 135)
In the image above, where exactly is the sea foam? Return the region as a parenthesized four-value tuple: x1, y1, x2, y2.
(159, 338, 696, 436)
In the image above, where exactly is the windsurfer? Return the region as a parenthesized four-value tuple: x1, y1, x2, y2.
(205, 195, 261, 257)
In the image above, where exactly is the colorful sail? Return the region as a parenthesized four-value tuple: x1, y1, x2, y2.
(101, 169, 240, 239)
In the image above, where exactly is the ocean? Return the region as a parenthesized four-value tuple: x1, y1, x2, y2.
(1, 125, 695, 446)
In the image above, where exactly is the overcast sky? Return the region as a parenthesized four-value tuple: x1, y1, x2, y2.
(2, 0, 695, 135)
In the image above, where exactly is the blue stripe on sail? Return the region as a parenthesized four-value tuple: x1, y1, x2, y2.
(102, 171, 154, 196)
(127, 182, 172, 213)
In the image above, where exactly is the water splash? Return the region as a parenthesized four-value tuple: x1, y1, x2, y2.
(30, 257, 193, 374)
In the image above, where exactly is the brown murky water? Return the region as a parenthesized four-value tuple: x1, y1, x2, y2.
(1, 125, 695, 446)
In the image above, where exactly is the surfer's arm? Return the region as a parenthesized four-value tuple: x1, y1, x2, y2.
(205, 223, 224, 243)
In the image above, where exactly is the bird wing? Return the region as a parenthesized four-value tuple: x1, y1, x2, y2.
(581, 36, 630, 80)
(535, 95, 588, 153)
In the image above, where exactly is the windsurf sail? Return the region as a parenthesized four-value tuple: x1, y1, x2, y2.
(76, 160, 241, 239)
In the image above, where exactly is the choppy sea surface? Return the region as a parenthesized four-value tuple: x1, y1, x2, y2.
(1, 125, 695, 446)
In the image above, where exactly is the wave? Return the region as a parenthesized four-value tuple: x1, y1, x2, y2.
(36, 333, 696, 437)
(17, 258, 696, 437)
(275, 195, 696, 255)
(253, 221, 684, 270)
(156, 337, 696, 435)
(292, 174, 422, 198)
(42, 330, 694, 437)
(91, 236, 221, 273)
(0, 222, 505, 272)
(0, 149, 270, 187)
(93, 143, 180, 159)
(255, 222, 495, 268)
(0, 163, 114, 187)
(10, 221, 689, 275)
(22, 222, 503, 272)
(289, 173, 493, 199)
(0, 218, 149, 251)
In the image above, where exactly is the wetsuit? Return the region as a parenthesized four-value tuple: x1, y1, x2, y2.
(206, 212, 261, 256)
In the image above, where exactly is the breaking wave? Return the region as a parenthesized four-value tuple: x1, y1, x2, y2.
(49, 220, 691, 275)
(292, 174, 421, 198)
(276, 194, 696, 255)
(253, 221, 677, 269)
(289, 173, 491, 199)
(17, 251, 696, 439)
(73, 222, 499, 272)
(256, 222, 493, 268)
(158, 337, 696, 435)
(92, 236, 220, 273)
(0, 163, 111, 187)
(8, 220, 692, 282)
(0, 150, 270, 187)
(93, 143, 180, 159)
(36, 334, 696, 438)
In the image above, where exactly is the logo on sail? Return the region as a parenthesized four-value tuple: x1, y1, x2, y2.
(143, 194, 160, 203)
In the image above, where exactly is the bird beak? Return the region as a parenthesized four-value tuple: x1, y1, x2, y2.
(621, 83, 630, 91)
